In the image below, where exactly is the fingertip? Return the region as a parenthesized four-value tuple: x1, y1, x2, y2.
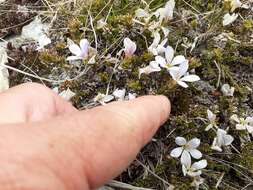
(156, 95, 171, 122)
(131, 95, 171, 125)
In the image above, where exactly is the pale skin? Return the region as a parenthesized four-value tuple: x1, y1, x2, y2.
(0, 83, 170, 190)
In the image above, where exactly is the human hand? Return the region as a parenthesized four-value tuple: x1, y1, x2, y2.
(0, 83, 170, 190)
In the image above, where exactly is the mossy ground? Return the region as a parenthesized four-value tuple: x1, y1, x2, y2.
(1, 0, 253, 189)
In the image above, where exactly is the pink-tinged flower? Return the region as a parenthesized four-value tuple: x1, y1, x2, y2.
(123, 38, 137, 57)
(67, 39, 89, 61)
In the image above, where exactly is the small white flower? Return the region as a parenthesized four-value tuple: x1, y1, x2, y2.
(67, 39, 90, 61)
(36, 34, 51, 51)
(97, 18, 107, 29)
(230, 114, 253, 133)
(225, 0, 248, 12)
(113, 89, 126, 100)
(206, 109, 218, 131)
(228, 0, 242, 12)
(59, 88, 76, 101)
(124, 38, 137, 57)
(221, 84, 235, 97)
(170, 137, 202, 166)
(154, 46, 187, 71)
(128, 93, 136, 100)
(182, 159, 207, 177)
(148, 31, 167, 55)
(139, 61, 161, 78)
(211, 129, 234, 152)
(223, 13, 238, 26)
(154, 0, 175, 22)
(94, 93, 114, 106)
(169, 61, 200, 88)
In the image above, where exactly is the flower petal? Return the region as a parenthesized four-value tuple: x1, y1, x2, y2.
(163, 0, 175, 20)
(223, 134, 234, 146)
(175, 137, 187, 146)
(207, 109, 216, 122)
(192, 159, 207, 170)
(182, 164, 187, 176)
(181, 75, 200, 82)
(177, 81, 189, 88)
(246, 125, 253, 134)
(80, 39, 89, 57)
(165, 46, 174, 64)
(178, 60, 189, 77)
(69, 44, 82, 56)
(187, 138, 200, 149)
(230, 114, 240, 123)
(169, 68, 179, 80)
(171, 55, 186, 66)
(246, 117, 253, 124)
(181, 150, 191, 166)
(155, 56, 167, 68)
(124, 38, 137, 57)
(189, 149, 202, 159)
(170, 147, 183, 158)
(67, 56, 81, 61)
(188, 170, 202, 177)
(211, 137, 222, 152)
(236, 124, 246, 130)
(135, 8, 149, 18)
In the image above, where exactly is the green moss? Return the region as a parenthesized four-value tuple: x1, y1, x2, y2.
(127, 80, 141, 91)
(98, 72, 110, 83)
(67, 18, 82, 40)
(243, 19, 253, 30)
(39, 51, 67, 65)
(239, 142, 253, 170)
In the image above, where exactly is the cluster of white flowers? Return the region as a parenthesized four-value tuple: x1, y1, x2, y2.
(170, 137, 207, 177)
(134, 0, 175, 30)
(206, 110, 234, 152)
(94, 89, 136, 106)
(222, 0, 249, 26)
(139, 35, 200, 88)
(134, 1, 200, 88)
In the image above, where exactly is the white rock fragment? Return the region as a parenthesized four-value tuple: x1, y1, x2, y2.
(21, 17, 50, 42)
(0, 47, 9, 92)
